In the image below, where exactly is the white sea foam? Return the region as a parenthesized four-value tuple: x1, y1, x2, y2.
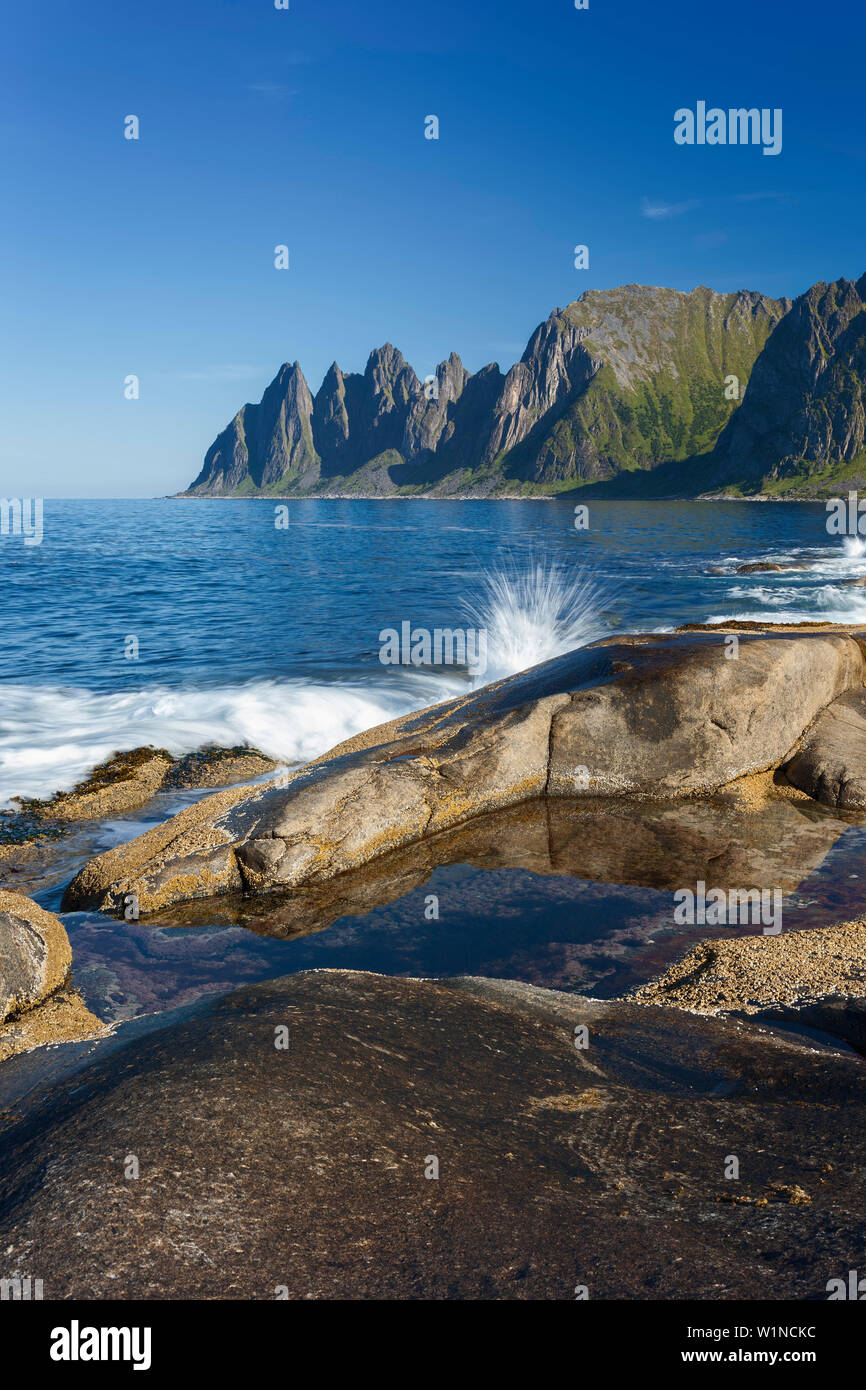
(0, 675, 456, 807)
(710, 582, 866, 626)
(0, 562, 610, 806)
(706, 537, 866, 626)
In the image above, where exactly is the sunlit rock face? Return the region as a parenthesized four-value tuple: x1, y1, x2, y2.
(61, 626, 866, 917)
(0, 889, 71, 1024)
(184, 284, 790, 498)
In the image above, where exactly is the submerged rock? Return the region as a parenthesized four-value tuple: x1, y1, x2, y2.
(733, 561, 807, 574)
(0, 967, 863, 1299)
(62, 627, 865, 916)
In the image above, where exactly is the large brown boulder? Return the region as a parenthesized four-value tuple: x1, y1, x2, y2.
(62, 628, 865, 916)
(546, 630, 861, 797)
(784, 688, 866, 809)
(1, 968, 865, 1300)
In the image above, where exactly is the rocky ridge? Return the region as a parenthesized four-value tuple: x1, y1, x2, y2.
(184, 284, 787, 498)
(708, 273, 866, 494)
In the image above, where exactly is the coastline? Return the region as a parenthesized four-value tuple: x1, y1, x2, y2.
(167, 490, 827, 503)
(6, 611, 866, 1301)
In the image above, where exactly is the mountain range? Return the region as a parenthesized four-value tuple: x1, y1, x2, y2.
(182, 274, 866, 500)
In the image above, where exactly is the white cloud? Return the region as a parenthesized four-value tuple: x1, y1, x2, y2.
(641, 196, 700, 220)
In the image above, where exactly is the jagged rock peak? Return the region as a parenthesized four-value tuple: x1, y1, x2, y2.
(183, 276, 861, 499)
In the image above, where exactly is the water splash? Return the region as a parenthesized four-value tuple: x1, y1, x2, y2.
(464, 562, 609, 686)
(0, 563, 612, 805)
(843, 535, 866, 559)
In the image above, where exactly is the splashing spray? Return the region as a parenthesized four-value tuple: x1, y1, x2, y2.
(463, 561, 609, 687)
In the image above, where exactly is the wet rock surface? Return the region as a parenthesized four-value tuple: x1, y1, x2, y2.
(0, 968, 863, 1300)
(1, 745, 278, 853)
(162, 748, 279, 790)
(765, 996, 866, 1051)
(734, 561, 806, 574)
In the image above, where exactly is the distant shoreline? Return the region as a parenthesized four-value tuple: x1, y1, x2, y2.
(166, 491, 828, 504)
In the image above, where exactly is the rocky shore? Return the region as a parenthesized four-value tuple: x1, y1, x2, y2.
(0, 889, 104, 1062)
(1, 744, 278, 842)
(0, 744, 279, 896)
(632, 916, 866, 1017)
(4, 621, 866, 1297)
(59, 623, 866, 916)
(1, 962, 865, 1299)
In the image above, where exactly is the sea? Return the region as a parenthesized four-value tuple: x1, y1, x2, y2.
(3, 495, 866, 1033)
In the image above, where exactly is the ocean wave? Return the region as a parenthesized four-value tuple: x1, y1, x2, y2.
(0, 561, 612, 806)
(15, 547, 866, 809)
(463, 561, 608, 686)
(715, 579, 866, 625)
(0, 675, 460, 807)
(711, 538, 866, 580)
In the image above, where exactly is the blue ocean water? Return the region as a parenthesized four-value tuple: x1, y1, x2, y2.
(1, 496, 864, 804)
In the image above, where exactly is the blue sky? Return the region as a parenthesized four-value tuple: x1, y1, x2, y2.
(2, 0, 863, 497)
